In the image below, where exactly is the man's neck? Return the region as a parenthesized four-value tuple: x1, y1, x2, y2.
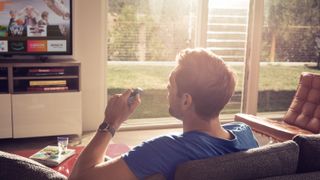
(182, 115, 233, 140)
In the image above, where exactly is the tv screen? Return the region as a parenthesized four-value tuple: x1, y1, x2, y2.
(0, 0, 72, 56)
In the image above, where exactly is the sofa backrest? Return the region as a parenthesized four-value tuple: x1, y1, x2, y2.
(293, 134, 320, 173)
(174, 140, 299, 180)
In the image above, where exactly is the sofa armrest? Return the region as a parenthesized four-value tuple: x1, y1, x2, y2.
(293, 134, 320, 173)
(0, 151, 66, 180)
(235, 113, 313, 141)
(175, 140, 299, 180)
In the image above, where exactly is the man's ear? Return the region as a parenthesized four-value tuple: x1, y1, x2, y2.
(181, 93, 192, 110)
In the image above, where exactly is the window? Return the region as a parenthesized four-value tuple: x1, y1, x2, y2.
(106, 0, 251, 129)
(257, 0, 320, 117)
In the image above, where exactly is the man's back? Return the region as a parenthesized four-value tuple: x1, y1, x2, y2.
(123, 122, 258, 179)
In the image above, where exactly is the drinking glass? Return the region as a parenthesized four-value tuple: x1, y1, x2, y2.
(57, 136, 69, 154)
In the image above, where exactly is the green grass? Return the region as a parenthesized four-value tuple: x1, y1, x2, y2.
(258, 64, 320, 91)
(107, 63, 320, 119)
(107, 64, 173, 90)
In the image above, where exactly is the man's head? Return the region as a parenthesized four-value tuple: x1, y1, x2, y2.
(9, 10, 16, 18)
(25, 6, 33, 16)
(41, 11, 49, 20)
(168, 48, 236, 121)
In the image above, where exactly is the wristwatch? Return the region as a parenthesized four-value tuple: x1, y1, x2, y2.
(98, 121, 116, 137)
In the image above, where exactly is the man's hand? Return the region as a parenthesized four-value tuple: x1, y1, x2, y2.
(104, 89, 141, 130)
(69, 89, 140, 180)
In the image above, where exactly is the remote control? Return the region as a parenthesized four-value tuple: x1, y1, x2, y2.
(127, 88, 143, 105)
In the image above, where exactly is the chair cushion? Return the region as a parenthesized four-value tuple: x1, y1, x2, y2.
(175, 141, 299, 180)
(235, 113, 313, 141)
(293, 134, 320, 173)
(283, 72, 320, 133)
(0, 151, 66, 180)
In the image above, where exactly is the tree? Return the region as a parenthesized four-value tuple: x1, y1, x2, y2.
(108, 4, 139, 61)
(107, 0, 196, 61)
(265, 0, 320, 62)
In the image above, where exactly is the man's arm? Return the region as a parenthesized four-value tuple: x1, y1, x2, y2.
(69, 89, 140, 180)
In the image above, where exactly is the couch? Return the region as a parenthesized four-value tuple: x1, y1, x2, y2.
(0, 150, 66, 180)
(1, 134, 320, 180)
(147, 134, 320, 180)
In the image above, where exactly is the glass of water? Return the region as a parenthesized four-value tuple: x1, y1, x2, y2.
(57, 136, 69, 154)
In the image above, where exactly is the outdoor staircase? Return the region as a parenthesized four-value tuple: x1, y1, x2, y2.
(207, 8, 248, 62)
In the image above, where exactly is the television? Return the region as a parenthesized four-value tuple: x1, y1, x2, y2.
(0, 0, 72, 57)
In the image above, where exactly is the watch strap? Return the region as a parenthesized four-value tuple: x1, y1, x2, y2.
(98, 122, 116, 137)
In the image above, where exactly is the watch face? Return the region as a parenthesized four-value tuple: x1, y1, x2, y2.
(99, 122, 108, 129)
(98, 122, 115, 137)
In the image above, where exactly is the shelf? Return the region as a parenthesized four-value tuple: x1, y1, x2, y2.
(0, 66, 8, 82)
(9, 62, 80, 94)
(13, 75, 79, 80)
(13, 90, 80, 94)
(0, 75, 8, 93)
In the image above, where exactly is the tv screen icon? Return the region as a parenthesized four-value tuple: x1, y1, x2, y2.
(9, 41, 27, 52)
(27, 40, 47, 52)
(0, 41, 8, 52)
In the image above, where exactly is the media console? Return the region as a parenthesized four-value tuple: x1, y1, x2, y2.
(0, 60, 82, 138)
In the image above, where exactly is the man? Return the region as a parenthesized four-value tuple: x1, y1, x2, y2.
(38, 11, 49, 25)
(69, 48, 258, 180)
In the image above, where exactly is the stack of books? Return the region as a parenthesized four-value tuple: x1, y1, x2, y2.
(27, 80, 68, 92)
(28, 68, 65, 76)
(29, 145, 75, 167)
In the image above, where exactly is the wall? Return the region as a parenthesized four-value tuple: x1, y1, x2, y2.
(73, 0, 107, 131)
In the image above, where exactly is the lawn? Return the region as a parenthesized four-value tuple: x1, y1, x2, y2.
(107, 62, 320, 119)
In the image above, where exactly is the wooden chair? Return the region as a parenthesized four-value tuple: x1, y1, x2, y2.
(235, 72, 320, 142)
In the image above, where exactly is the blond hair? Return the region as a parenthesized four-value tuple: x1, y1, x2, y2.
(175, 48, 236, 119)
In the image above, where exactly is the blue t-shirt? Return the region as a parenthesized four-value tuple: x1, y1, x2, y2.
(122, 122, 258, 180)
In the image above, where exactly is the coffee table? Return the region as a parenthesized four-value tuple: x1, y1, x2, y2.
(13, 143, 130, 177)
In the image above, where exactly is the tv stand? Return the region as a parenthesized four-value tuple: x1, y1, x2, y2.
(0, 60, 82, 139)
(39, 56, 49, 62)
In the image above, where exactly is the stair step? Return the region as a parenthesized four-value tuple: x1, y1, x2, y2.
(208, 15, 247, 18)
(208, 15, 248, 24)
(208, 23, 247, 32)
(208, 23, 247, 26)
(207, 40, 246, 48)
(219, 55, 245, 62)
(207, 31, 246, 40)
(208, 8, 248, 16)
(210, 48, 245, 56)
(207, 39, 246, 43)
(214, 51, 245, 56)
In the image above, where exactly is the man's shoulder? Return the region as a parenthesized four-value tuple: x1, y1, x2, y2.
(123, 133, 185, 161)
(223, 122, 258, 148)
(142, 133, 183, 146)
(223, 121, 252, 132)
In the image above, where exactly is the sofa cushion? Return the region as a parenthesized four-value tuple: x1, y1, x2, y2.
(144, 173, 166, 180)
(0, 151, 67, 180)
(293, 134, 320, 173)
(175, 140, 299, 180)
(258, 171, 320, 180)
